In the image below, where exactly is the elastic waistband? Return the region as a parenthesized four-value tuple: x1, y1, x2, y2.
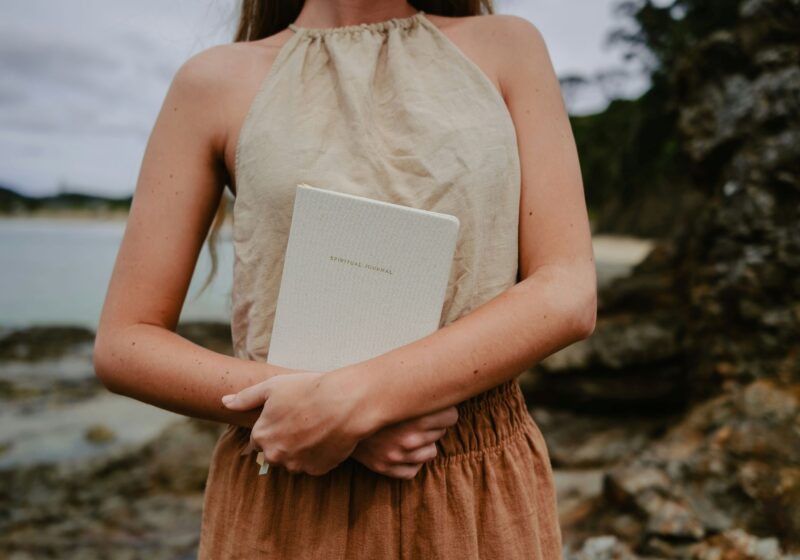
(431, 378, 533, 464)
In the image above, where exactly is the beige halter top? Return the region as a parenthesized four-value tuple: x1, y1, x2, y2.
(231, 10, 521, 362)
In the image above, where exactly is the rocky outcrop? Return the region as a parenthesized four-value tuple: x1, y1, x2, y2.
(0, 321, 233, 558)
(0, 418, 224, 559)
(525, 0, 800, 556)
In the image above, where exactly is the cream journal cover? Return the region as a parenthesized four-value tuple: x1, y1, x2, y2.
(266, 183, 460, 373)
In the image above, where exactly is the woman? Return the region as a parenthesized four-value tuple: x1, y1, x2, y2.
(94, 0, 596, 557)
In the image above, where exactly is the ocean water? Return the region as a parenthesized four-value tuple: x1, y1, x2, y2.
(0, 218, 234, 330)
(0, 218, 654, 332)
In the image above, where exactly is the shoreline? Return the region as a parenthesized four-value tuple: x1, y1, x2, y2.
(0, 209, 237, 224)
(0, 210, 131, 221)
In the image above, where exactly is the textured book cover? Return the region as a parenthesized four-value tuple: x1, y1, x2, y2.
(268, 183, 460, 371)
(255, 182, 460, 474)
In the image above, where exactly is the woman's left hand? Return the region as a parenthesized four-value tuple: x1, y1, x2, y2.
(221, 369, 373, 476)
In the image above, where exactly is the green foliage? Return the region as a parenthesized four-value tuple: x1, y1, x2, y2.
(575, 0, 743, 232)
(609, 0, 743, 79)
(0, 185, 132, 214)
(571, 90, 681, 209)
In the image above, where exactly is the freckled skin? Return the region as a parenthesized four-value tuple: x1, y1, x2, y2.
(92, 45, 290, 432)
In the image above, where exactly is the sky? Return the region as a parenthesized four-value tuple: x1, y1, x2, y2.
(1, 0, 648, 198)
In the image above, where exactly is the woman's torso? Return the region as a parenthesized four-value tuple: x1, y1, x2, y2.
(224, 11, 521, 363)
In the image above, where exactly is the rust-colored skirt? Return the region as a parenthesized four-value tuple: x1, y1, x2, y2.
(198, 378, 562, 558)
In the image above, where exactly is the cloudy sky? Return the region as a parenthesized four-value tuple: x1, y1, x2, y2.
(1, 0, 647, 198)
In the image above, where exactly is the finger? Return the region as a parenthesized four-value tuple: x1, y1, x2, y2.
(415, 406, 459, 430)
(402, 428, 446, 451)
(428, 427, 447, 441)
(222, 380, 270, 410)
(401, 443, 438, 463)
(397, 428, 447, 453)
(383, 463, 424, 480)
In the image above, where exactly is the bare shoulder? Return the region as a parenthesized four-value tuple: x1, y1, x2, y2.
(423, 13, 550, 97)
(168, 36, 285, 102)
(474, 14, 552, 88)
(168, 43, 233, 101)
(480, 13, 546, 40)
(163, 32, 294, 170)
(424, 12, 545, 51)
(159, 43, 246, 151)
(502, 15, 550, 59)
(175, 34, 291, 108)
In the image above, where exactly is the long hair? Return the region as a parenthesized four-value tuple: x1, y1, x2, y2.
(197, 0, 494, 295)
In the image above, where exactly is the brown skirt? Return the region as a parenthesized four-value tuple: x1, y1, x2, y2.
(198, 378, 563, 559)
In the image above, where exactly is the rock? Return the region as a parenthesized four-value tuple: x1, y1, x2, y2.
(554, 468, 606, 527)
(741, 378, 799, 422)
(147, 419, 224, 493)
(605, 466, 671, 500)
(84, 424, 115, 444)
(565, 535, 653, 560)
(524, 314, 687, 411)
(686, 528, 789, 560)
(0, 326, 95, 362)
(530, 407, 669, 469)
(540, 317, 679, 372)
(550, 2, 800, 553)
(567, 381, 800, 550)
(0, 417, 224, 558)
(643, 497, 705, 540)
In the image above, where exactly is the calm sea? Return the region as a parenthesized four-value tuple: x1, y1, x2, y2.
(0, 218, 651, 332)
(0, 218, 233, 330)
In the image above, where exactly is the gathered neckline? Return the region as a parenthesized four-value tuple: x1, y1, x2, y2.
(288, 10, 426, 36)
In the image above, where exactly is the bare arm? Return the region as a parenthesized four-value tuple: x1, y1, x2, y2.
(92, 46, 290, 429)
(333, 14, 597, 431)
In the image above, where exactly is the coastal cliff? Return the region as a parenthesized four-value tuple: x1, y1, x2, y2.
(530, 0, 800, 556)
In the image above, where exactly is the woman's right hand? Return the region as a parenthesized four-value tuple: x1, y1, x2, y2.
(350, 405, 459, 479)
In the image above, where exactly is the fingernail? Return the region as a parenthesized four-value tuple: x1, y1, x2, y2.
(222, 394, 235, 405)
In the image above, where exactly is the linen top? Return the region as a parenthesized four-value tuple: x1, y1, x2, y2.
(231, 10, 521, 362)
